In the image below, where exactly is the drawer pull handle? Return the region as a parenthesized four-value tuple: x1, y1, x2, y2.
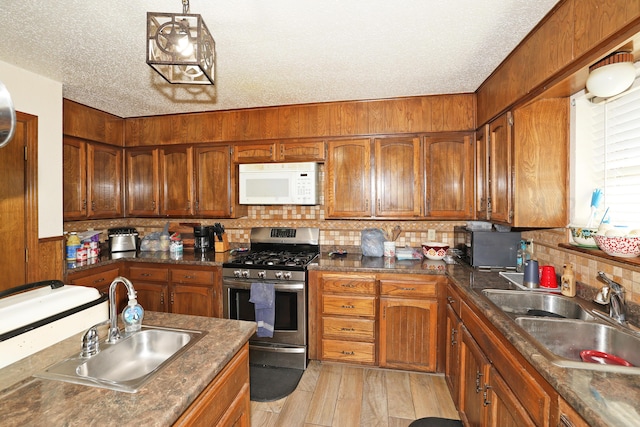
(141, 273, 151, 277)
(450, 328, 457, 346)
(341, 284, 356, 288)
(183, 275, 195, 279)
(559, 415, 575, 427)
(341, 305, 355, 309)
(447, 296, 455, 304)
(340, 327, 355, 332)
(160, 292, 165, 305)
(93, 278, 105, 283)
(341, 351, 355, 355)
(475, 371, 483, 393)
(482, 385, 492, 406)
(401, 287, 416, 291)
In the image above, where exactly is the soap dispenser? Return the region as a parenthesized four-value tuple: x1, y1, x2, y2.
(561, 263, 576, 297)
(122, 296, 144, 333)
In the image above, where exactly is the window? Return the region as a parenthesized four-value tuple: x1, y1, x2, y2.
(571, 86, 640, 230)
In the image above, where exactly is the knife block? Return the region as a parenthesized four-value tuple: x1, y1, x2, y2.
(214, 233, 230, 252)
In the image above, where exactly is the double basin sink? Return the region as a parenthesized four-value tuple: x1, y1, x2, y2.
(35, 325, 205, 393)
(481, 289, 640, 374)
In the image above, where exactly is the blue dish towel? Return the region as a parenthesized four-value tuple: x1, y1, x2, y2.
(249, 283, 275, 338)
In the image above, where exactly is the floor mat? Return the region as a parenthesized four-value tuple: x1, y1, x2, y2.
(250, 364, 304, 402)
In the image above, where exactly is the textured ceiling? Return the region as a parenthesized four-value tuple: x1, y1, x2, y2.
(0, 0, 559, 118)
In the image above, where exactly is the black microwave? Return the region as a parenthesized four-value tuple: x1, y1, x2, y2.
(453, 226, 521, 268)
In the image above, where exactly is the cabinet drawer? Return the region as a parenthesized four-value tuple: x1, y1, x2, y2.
(322, 295, 376, 317)
(323, 316, 375, 341)
(128, 266, 169, 282)
(322, 339, 375, 364)
(321, 274, 376, 294)
(379, 280, 437, 298)
(446, 283, 461, 315)
(171, 269, 214, 285)
(69, 267, 120, 288)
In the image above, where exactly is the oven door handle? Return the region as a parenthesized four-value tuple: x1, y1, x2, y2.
(222, 279, 305, 291)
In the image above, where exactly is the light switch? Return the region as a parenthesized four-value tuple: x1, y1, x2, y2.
(427, 229, 436, 240)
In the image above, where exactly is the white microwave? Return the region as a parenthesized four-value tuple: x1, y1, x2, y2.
(239, 162, 319, 205)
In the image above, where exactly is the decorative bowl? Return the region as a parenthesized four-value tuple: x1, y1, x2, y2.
(569, 226, 598, 248)
(593, 234, 640, 258)
(421, 242, 449, 260)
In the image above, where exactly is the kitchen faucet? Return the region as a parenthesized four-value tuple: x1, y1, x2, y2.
(106, 276, 141, 344)
(594, 271, 627, 325)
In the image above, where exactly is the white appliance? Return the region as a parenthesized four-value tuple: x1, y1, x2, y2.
(239, 162, 319, 205)
(0, 281, 108, 368)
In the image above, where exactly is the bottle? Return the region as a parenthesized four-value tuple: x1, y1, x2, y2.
(66, 232, 81, 261)
(122, 298, 144, 333)
(516, 241, 525, 272)
(561, 264, 576, 297)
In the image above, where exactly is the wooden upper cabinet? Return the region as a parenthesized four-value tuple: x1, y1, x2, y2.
(326, 139, 372, 218)
(475, 127, 489, 220)
(233, 142, 277, 163)
(488, 113, 513, 224)
(374, 137, 422, 217)
(424, 133, 473, 219)
(233, 140, 326, 163)
(63, 137, 87, 220)
(194, 145, 234, 217)
(87, 143, 123, 218)
(159, 146, 194, 216)
(125, 148, 159, 216)
(63, 136, 122, 220)
(63, 99, 123, 147)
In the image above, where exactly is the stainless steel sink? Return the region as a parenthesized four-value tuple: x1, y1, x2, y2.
(481, 289, 596, 320)
(35, 326, 205, 392)
(515, 317, 640, 374)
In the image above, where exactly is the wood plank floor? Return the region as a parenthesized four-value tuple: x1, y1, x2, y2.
(251, 361, 460, 427)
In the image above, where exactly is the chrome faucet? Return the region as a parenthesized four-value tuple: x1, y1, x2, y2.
(594, 271, 627, 325)
(106, 276, 138, 344)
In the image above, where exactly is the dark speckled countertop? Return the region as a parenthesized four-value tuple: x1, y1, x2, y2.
(0, 312, 255, 427)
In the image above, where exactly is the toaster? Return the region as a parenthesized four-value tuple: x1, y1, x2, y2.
(108, 227, 138, 253)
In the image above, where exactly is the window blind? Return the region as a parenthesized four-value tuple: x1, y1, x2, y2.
(588, 88, 640, 228)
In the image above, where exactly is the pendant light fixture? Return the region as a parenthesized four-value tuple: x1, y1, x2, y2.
(147, 0, 215, 85)
(586, 51, 636, 98)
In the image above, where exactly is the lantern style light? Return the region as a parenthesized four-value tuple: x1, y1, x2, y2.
(147, 0, 215, 85)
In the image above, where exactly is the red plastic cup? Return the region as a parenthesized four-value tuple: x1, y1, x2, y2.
(540, 266, 557, 288)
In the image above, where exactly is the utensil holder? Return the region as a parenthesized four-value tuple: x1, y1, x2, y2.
(215, 233, 230, 252)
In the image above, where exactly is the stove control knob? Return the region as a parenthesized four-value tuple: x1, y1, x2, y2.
(241, 270, 250, 278)
(275, 271, 283, 279)
(233, 270, 242, 278)
(283, 271, 292, 280)
(258, 270, 266, 279)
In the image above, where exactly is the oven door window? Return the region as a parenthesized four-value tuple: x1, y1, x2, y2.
(229, 288, 298, 331)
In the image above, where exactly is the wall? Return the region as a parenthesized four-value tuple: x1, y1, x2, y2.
(0, 60, 63, 238)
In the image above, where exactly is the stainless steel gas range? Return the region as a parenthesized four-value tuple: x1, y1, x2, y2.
(222, 227, 319, 370)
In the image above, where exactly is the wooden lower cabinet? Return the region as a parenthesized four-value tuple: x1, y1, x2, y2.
(445, 296, 461, 406)
(557, 397, 590, 427)
(459, 326, 490, 427)
(127, 264, 218, 317)
(66, 264, 127, 310)
(174, 342, 250, 426)
(378, 274, 442, 372)
(486, 366, 536, 427)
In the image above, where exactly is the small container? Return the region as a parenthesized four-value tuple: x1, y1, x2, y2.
(523, 260, 539, 288)
(383, 241, 396, 257)
(76, 247, 88, 262)
(66, 232, 81, 261)
(561, 264, 576, 297)
(540, 265, 558, 288)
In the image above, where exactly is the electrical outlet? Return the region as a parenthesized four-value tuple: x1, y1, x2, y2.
(427, 229, 436, 241)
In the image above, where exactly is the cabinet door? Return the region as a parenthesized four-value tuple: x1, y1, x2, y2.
(160, 146, 194, 216)
(445, 303, 461, 406)
(326, 138, 371, 217)
(488, 113, 513, 224)
(279, 141, 325, 162)
(171, 283, 214, 317)
(486, 367, 536, 427)
(379, 297, 438, 371)
(425, 133, 473, 219)
(233, 142, 276, 163)
(125, 148, 159, 216)
(459, 327, 490, 427)
(87, 143, 122, 218)
(194, 145, 233, 217)
(63, 137, 87, 220)
(475, 126, 489, 220)
(374, 137, 422, 217)
(135, 282, 169, 313)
